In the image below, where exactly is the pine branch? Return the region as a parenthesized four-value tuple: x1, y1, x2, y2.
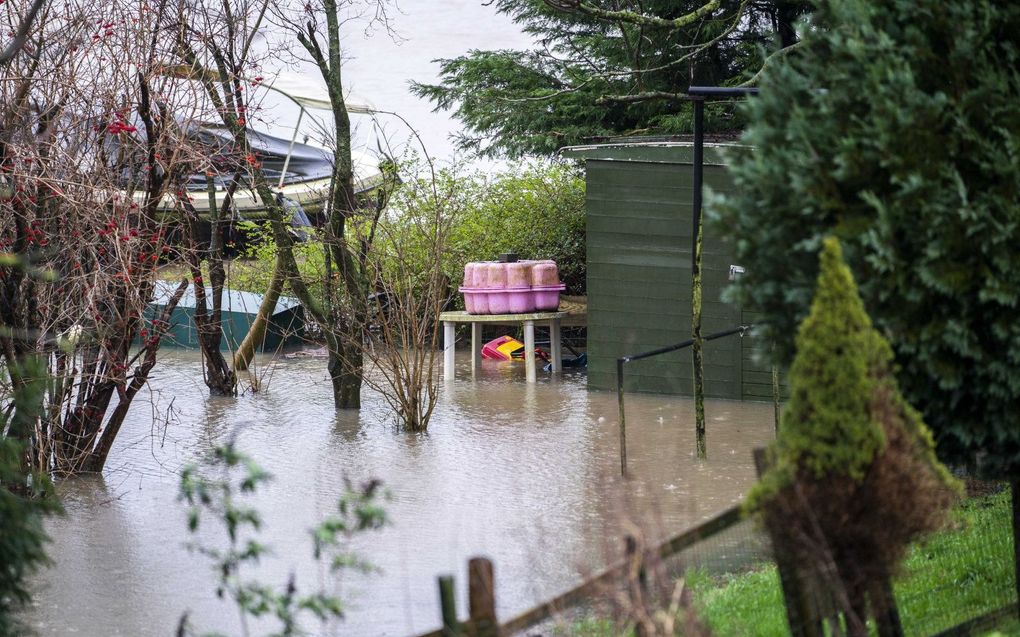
(596, 90, 687, 104)
(543, 0, 721, 30)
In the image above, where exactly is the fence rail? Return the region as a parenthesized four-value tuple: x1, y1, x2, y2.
(616, 325, 751, 476)
(411, 504, 745, 637)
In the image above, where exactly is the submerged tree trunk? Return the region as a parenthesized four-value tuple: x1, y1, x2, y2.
(295, 1, 372, 410)
(327, 334, 362, 410)
(182, 183, 236, 397)
(233, 251, 286, 374)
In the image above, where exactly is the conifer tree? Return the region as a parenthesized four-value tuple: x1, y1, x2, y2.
(751, 238, 959, 635)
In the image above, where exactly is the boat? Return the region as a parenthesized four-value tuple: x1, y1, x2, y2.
(166, 126, 386, 221)
(154, 69, 392, 223)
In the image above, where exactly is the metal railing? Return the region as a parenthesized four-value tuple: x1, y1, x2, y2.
(616, 325, 751, 476)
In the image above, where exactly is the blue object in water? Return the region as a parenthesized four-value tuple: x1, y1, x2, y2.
(544, 352, 587, 373)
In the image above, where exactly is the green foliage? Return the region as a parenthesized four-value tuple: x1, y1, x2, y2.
(0, 440, 61, 637)
(374, 160, 586, 299)
(749, 238, 958, 510)
(710, 0, 1020, 478)
(412, 1, 808, 157)
(0, 361, 62, 637)
(178, 441, 387, 636)
(446, 161, 586, 294)
(225, 162, 585, 312)
(231, 222, 328, 302)
(764, 238, 889, 488)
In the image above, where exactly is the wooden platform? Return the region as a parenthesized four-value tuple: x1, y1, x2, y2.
(439, 311, 568, 383)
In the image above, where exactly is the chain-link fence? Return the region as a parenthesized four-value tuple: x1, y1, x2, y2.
(678, 486, 1016, 637)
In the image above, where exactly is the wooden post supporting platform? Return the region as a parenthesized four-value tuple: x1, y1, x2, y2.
(468, 557, 499, 637)
(438, 312, 568, 385)
(470, 323, 483, 376)
(444, 321, 456, 381)
(523, 320, 536, 383)
(549, 317, 562, 374)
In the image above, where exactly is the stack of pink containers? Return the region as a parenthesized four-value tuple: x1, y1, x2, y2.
(459, 260, 566, 314)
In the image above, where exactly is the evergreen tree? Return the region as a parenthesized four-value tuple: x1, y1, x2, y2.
(712, 0, 1020, 480)
(412, 0, 810, 157)
(751, 238, 959, 635)
(0, 360, 61, 637)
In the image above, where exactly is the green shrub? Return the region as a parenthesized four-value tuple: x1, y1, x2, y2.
(437, 161, 586, 297)
(710, 0, 1020, 478)
(226, 161, 586, 312)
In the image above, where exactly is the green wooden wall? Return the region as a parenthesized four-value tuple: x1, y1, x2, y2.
(564, 142, 777, 399)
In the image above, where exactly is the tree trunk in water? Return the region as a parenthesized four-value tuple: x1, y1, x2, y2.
(327, 334, 362, 409)
(234, 252, 286, 374)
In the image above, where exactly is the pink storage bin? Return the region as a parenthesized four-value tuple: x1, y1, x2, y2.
(506, 262, 534, 288)
(460, 286, 491, 314)
(531, 261, 559, 286)
(506, 287, 535, 313)
(482, 263, 507, 288)
(461, 262, 477, 288)
(487, 290, 510, 314)
(460, 260, 563, 314)
(533, 283, 566, 311)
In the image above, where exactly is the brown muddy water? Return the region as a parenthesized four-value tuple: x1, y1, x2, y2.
(26, 350, 775, 636)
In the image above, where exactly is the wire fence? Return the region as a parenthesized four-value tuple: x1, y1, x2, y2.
(412, 483, 1017, 637)
(683, 486, 1016, 637)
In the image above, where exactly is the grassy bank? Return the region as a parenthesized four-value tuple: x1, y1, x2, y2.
(568, 489, 1016, 636)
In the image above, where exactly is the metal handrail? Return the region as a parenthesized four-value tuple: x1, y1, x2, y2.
(616, 325, 751, 476)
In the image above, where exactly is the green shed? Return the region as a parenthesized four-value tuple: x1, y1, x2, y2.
(149, 281, 305, 351)
(561, 141, 774, 400)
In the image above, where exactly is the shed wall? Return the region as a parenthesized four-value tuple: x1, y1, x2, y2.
(584, 157, 775, 399)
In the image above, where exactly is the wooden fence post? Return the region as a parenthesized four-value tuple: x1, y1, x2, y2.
(753, 448, 824, 637)
(468, 557, 498, 637)
(438, 575, 460, 637)
(1013, 479, 1020, 620)
(869, 565, 904, 637)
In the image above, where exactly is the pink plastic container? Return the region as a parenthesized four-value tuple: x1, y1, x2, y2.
(506, 262, 533, 288)
(531, 261, 560, 286)
(506, 286, 535, 313)
(461, 262, 477, 288)
(533, 283, 566, 311)
(460, 287, 491, 314)
(460, 260, 564, 314)
(479, 263, 507, 313)
(482, 262, 507, 288)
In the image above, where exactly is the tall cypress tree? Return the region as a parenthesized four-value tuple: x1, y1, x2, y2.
(751, 238, 959, 635)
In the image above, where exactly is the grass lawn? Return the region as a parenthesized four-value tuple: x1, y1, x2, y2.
(568, 489, 1016, 636)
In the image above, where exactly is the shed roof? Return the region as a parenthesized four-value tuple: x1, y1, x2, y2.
(151, 280, 301, 316)
(559, 141, 750, 166)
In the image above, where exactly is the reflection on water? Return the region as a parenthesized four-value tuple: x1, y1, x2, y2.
(27, 350, 774, 636)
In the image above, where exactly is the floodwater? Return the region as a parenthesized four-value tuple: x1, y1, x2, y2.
(21, 4, 779, 635)
(26, 350, 775, 636)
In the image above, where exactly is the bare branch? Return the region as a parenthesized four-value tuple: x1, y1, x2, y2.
(0, 0, 47, 67)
